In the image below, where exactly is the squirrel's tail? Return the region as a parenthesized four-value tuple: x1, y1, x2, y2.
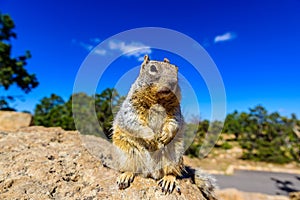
(80, 134, 117, 169)
(185, 166, 218, 200)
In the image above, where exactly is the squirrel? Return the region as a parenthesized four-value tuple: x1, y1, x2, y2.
(99, 55, 217, 198)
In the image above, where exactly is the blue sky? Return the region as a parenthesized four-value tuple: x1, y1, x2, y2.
(1, 0, 300, 120)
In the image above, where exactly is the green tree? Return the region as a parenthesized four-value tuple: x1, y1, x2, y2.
(72, 92, 104, 135)
(223, 110, 242, 139)
(33, 89, 125, 138)
(239, 105, 299, 163)
(0, 13, 38, 110)
(95, 88, 123, 138)
(33, 94, 75, 129)
(185, 119, 210, 157)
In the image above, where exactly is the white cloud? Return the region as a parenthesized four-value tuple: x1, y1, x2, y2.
(74, 38, 152, 61)
(214, 32, 237, 43)
(137, 56, 145, 62)
(79, 42, 93, 51)
(94, 49, 106, 55)
(108, 40, 151, 60)
(72, 39, 94, 51)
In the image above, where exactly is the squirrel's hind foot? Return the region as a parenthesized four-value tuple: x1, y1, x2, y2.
(117, 172, 135, 190)
(158, 175, 181, 194)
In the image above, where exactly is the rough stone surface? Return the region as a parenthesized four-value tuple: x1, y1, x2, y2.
(216, 188, 289, 200)
(0, 111, 32, 131)
(290, 192, 300, 200)
(0, 126, 209, 199)
(1, 126, 294, 200)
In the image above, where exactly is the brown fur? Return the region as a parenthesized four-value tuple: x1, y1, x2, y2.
(113, 125, 159, 153)
(130, 85, 181, 128)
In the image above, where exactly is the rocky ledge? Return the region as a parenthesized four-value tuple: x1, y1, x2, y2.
(0, 111, 32, 131)
(0, 126, 210, 199)
(1, 126, 296, 200)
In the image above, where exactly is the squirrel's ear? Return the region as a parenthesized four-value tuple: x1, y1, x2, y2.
(142, 54, 150, 68)
(144, 55, 150, 62)
(163, 58, 170, 63)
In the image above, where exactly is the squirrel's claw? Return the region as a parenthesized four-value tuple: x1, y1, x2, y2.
(158, 175, 179, 194)
(117, 172, 135, 190)
(159, 131, 173, 145)
(176, 185, 181, 195)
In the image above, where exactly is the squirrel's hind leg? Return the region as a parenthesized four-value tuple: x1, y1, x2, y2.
(117, 171, 135, 190)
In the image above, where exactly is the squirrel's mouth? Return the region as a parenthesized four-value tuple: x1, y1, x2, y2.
(157, 87, 172, 96)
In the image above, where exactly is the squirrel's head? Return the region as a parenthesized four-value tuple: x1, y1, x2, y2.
(138, 55, 179, 99)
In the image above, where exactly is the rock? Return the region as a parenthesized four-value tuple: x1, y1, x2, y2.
(2, 126, 292, 200)
(0, 126, 209, 199)
(290, 192, 300, 200)
(225, 165, 234, 175)
(0, 111, 32, 131)
(216, 188, 289, 200)
(221, 134, 236, 141)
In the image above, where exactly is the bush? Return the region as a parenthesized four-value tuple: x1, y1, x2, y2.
(221, 141, 233, 150)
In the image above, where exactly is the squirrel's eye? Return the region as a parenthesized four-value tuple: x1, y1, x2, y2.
(150, 65, 158, 73)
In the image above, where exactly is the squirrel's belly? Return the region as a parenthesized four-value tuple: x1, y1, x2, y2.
(148, 104, 166, 133)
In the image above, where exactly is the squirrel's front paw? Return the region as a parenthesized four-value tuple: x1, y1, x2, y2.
(140, 127, 156, 140)
(159, 123, 178, 145)
(158, 175, 181, 194)
(117, 172, 135, 190)
(159, 129, 174, 145)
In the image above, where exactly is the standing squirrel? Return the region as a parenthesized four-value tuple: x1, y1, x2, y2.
(98, 55, 217, 198)
(112, 55, 184, 193)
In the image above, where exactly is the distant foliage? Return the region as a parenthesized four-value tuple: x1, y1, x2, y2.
(95, 88, 124, 138)
(33, 88, 124, 139)
(185, 105, 300, 163)
(184, 122, 201, 158)
(224, 105, 300, 163)
(72, 92, 103, 136)
(220, 141, 233, 150)
(184, 119, 209, 157)
(33, 94, 73, 129)
(33, 88, 299, 163)
(0, 13, 38, 110)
